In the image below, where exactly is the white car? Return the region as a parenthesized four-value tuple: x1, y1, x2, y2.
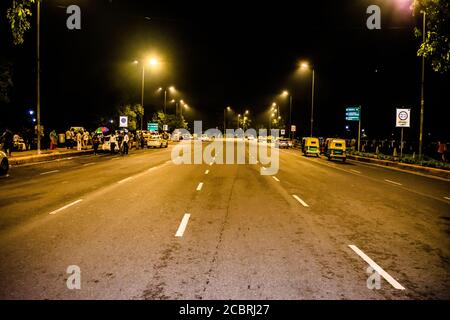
(0, 151, 9, 176)
(99, 136, 119, 152)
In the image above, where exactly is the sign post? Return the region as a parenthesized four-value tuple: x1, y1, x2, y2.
(396, 108, 411, 158)
(147, 122, 159, 132)
(119, 116, 128, 128)
(345, 106, 362, 152)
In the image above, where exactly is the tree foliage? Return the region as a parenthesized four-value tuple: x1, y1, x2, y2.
(0, 60, 14, 104)
(6, 0, 36, 45)
(152, 111, 188, 132)
(413, 0, 450, 73)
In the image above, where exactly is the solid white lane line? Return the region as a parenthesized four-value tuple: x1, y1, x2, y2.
(349, 245, 405, 290)
(40, 170, 60, 176)
(83, 163, 94, 166)
(385, 179, 403, 186)
(272, 176, 280, 182)
(350, 169, 361, 174)
(444, 197, 450, 201)
(175, 214, 191, 237)
(118, 176, 134, 184)
(49, 199, 83, 215)
(292, 195, 309, 207)
(196, 182, 204, 191)
(205, 170, 209, 175)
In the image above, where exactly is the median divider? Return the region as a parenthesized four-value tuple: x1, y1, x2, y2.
(8, 149, 94, 166)
(347, 154, 450, 180)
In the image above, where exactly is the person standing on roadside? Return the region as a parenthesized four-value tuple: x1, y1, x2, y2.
(76, 130, 82, 151)
(1, 128, 13, 157)
(140, 132, 145, 149)
(438, 141, 447, 162)
(65, 128, 72, 149)
(123, 132, 129, 155)
(49, 130, 57, 150)
(110, 134, 117, 155)
(92, 134, 100, 155)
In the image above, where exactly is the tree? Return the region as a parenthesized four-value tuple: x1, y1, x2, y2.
(413, 0, 450, 73)
(0, 60, 14, 104)
(152, 111, 188, 131)
(6, 0, 36, 45)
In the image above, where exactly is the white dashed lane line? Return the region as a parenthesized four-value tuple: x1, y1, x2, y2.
(196, 182, 204, 191)
(175, 213, 191, 237)
(118, 176, 134, 184)
(350, 169, 361, 174)
(384, 179, 403, 186)
(205, 170, 209, 175)
(272, 176, 280, 182)
(349, 245, 405, 290)
(40, 170, 60, 176)
(292, 195, 309, 207)
(49, 199, 83, 215)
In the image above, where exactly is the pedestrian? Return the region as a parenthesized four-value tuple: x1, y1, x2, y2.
(82, 130, 89, 150)
(117, 132, 124, 154)
(110, 134, 117, 155)
(92, 134, 100, 155)
(65, 128, 72, 149)
(1, 128, 13, 157)
(437, 141, 446, 162)
(76, 131, 82, 151)
(123, 132, 129, 155)
(49, 130, 57, 150)
(140, 132, 145, 149)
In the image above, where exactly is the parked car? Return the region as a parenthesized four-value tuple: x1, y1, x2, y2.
(0, 151, 9, 176)
(147, 134, 168, 148)
(275, 138, 291, 149)
(99, 135, 119, 152)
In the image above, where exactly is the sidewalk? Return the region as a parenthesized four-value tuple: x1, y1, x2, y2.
(8, 147, 93, 166)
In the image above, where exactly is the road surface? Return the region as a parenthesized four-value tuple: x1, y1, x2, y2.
(0, 141, 449, 299)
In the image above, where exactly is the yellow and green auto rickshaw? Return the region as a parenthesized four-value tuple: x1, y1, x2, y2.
(302, 137, 320, 157)
(324, 138, 347, 162)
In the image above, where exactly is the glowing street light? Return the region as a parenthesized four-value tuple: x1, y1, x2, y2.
(300, 61, 316, 137)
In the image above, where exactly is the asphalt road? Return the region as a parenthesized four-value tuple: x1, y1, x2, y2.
(0, 141, 449, 299)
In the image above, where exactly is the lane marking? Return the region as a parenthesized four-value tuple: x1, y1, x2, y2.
(49, 199, 83, 215)
(349, 245, 405, 290)
(118, 176, 134, 184)
(292, 195, 309, 207)
(350, 169, 361, 174)
(175, 213, 191, 237)
(209, 162, 213, 166)
(196, 182, 204, 191)
(384, 179, 403, 186)
(205, 170, 209, 175)
(444, 197, 450, 201)
(272, 176, 280, 182)
(40, 170, 60, 176)
(83, 163, 94, 167)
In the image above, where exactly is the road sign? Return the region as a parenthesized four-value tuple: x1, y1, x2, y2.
(280, 129, 286, 135)
(147, 122, 158, 131)
(119, 116, 128, 128)
(396, 108, 411, 128)
(163, 124, 169, 131)
(346, 106, 361, 121)
(291, 125, 296, 132)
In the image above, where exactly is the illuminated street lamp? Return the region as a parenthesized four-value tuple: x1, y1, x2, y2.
(134, 57, 159, 130)
(158, 86, 176, 115)
(280, 90, 293, 138)
(224, 106, 232, 132)
(300, 61, 316, 137)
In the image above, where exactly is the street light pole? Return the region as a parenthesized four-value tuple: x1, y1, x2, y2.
(289, 95, 293, 139)
(310, 68, 315, 137)
(36, 0, 41, 154)
(419, 11, 426, 161)
(164, 89, 167, 115)
(140, 64, 145, 131)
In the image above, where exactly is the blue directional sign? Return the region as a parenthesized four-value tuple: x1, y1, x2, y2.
(346, 106, 361, 121)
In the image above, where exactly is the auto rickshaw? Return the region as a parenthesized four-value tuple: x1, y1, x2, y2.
(324, 138, 347, 162)
(302, 137, 320, 157)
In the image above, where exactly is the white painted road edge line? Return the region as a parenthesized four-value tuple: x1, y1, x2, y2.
(40, 170, 60, 176)
(196, 182, 204, 191)
(349, 245, 405, 290)
(175, 213, 191, 237)
(444, 197, 450, 201)
(205, 170, 210, 175)
(385, 179, 403, 186)
(292, 195, 309, 207)
(83, 163, 94, 167)
(49, 199, 83, 215)
(272, 176, 280, 182)
(350, 169, 361, 174)
(118, 176, 134, 184)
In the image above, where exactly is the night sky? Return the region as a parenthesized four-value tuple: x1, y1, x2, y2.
(1, 0, 449, 141)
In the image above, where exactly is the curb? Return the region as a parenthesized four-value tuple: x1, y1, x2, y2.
(9, 150, 94, 166)
(347, 155, 450, 180)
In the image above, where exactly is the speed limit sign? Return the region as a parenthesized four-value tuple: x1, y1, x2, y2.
(396, 109, 410, 128)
